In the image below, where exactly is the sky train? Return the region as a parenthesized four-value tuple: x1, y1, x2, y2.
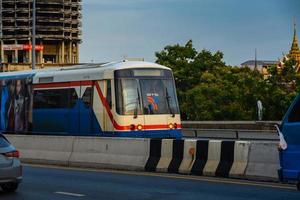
(0, 61, 182, 138)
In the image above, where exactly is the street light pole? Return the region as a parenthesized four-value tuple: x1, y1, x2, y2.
(32, 0, 36, 70)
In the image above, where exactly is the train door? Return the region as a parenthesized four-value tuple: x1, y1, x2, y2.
(79, 82, 94, 134)
(93, 80, 114, 133)
(103, 80, 113, 132)
(279, 94, 300, 184)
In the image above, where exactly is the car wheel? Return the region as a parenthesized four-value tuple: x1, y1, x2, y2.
(1, 183, 19, 193)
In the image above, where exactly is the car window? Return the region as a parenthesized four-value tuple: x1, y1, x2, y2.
(0, 135, 10, 148)
(288, 98, 300, 122)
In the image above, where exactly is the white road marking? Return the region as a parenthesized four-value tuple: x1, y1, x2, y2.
(55, 191, 86, 197)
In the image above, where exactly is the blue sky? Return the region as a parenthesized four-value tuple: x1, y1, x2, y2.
(80, 0, 300, 66)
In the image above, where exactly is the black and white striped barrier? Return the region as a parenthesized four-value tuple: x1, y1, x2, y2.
(145, 139, 251, 178)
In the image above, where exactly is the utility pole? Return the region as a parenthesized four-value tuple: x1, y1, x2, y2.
(254, 48, 257, 70)
(32, 0, 36, 70)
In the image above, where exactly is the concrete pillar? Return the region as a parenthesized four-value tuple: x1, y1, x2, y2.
(76, 43, 79, 63)
(61, 41, 65, 64)
(0, 40, 4, 63)
(14, 40, 18, 63)
(57, 43, 60, 63)
(40, 41, 43, 64)
(40, 50, 43, 64)
(14, 50, 18, 63)
(27, 50, 31, 63)
(36, 51, 39, 64)
(28, 49, 32, 63)
(27, 40, 32, 63)
(72, 43, 76, 63)
(57, 44, 60, 63)
(69, 42, 72, 63)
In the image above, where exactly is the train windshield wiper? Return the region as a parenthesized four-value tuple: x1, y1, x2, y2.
(166, 88, 175, 117)
(133, 88, 140, 119)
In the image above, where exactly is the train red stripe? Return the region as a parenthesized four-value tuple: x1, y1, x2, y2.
(34, 80, 181, 131)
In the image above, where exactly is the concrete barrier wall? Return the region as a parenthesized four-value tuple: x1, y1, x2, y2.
(5, 135, 280, 181)
(229, 141, 250, 178)
(69, 137, 149, 171)
(5, 135, 150, 171)
(156, 139, 173, 172)
(178, 139, 197, 174)
(6, 135, 75, 166)
(245, 142, 280, 181)
(203, 140, 221, 176)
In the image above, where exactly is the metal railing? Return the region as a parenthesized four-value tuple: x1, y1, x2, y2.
(182, 128, 279, 141)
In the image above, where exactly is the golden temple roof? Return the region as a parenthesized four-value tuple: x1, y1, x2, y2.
(289, 19, 300, 71)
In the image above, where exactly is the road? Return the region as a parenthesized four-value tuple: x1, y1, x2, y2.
(0, 165, 299, 200)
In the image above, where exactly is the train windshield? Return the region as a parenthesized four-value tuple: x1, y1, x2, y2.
(115, 69, 180, 115)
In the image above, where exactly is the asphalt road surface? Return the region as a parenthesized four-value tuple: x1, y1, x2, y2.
(1, 165, 299, 200)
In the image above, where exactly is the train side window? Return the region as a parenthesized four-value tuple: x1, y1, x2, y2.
(34, 88, 78, 109)
(106, 80, 112, 109)
(82, 87, 92, 108)
(288, 99, 300, 122)
(70, 89, 78, 107)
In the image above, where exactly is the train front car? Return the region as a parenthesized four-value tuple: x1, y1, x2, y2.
(107, 62, 182, 138)
(0, 61, 181, 138)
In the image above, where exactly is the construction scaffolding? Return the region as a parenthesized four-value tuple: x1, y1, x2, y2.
(0, 0, 82, 67)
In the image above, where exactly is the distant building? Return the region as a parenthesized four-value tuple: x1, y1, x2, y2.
(288, 20, 300, 70)
(241, 60, 277, 75)
(0, 0, 82, 68)
(242, 20, 300, 76)
(278, 20, 300, 72)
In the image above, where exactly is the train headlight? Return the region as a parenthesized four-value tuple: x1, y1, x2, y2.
(137, 124, 143, 131)
(169, 123, 174, 129)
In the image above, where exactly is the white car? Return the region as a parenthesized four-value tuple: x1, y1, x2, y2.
(0, 134, 22, 193)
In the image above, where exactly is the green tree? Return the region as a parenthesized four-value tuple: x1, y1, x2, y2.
(262, 58, 299, 120)
(156, 40, 299, 121)
(155, 40, 225, 92)
(156, 40, 227, 119)
(182, 66, 265, 120)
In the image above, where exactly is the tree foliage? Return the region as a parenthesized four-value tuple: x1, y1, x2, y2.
(155, 40, 298, 120)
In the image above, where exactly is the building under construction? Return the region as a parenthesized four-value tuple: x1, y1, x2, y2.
(0, 0, 81, 67)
